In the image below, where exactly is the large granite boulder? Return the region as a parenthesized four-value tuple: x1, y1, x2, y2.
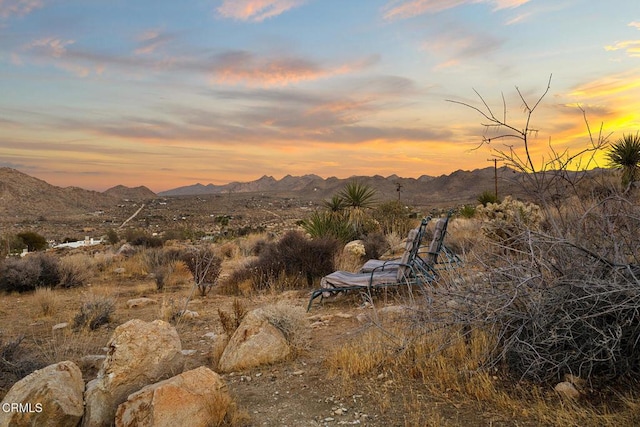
(82, 319, 184, 427)
(217, 308, 291, 372)
(115, 366, 229, 427)
(0, 360, 84, 427)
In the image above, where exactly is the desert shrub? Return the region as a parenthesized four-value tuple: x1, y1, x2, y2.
(477, 190, 500, 206)
(144, 247, 183, 290)
(181, 245, 222, 296)
(0, 253, 60, 293)
(105, 228, 119, 244)
(17, 231, 48, 252)
(217, 299, 247, 336)
(372, 200, 414, 237)
(229, 231, 339, 290)
(476, 196, 542, 243)
(73, 295, 115, 330)
(301, 211, 356, 243)
(459, 204, 476, 218)
(0, 335, 45, 398)
(58, 254, 94, 288)
(361, 232, 389, 260)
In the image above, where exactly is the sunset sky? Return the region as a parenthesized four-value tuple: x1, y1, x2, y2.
(1, 0, 639, 192)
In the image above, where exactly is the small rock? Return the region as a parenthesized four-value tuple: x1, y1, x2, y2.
(203, 332, 217, 339)
(52, 322, 69, 331)
(334, 312, 353, 319)
(554, 381, 580, 399)
(113, 267, 126, 274)
(356, 313, 368, 323)
(181, 349, 197, 356)
(324, 417, 335, 422)
(126, 297, 157, 309)
(310, 321, 328, 329)
(292, 370, 304, 376)
(178, 309, 199, 319)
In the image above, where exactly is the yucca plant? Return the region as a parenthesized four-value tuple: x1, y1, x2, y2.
(301, 211, 356, 243)
(606, 132, 640, 190)
(338, 181, 377, 236)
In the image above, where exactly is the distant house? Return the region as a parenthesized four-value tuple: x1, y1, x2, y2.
(54, 236, 103, 249)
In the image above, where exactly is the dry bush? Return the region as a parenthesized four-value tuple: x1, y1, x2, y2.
(143, 247, 183, 291)
(217, 299, 247, 336)
(229, 231, 339, 291)
(205, 390, 251, 427)
(73, 294, 116, 331)
(0, 253, 60, 292)
(58, 253, 95, 288)
(0, 335, 45, 399)
(182, 245, 222, 296)
(32, 287, 60, 316)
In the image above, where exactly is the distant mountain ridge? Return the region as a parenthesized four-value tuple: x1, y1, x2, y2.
(0, 167, 156, 219)
(158, 167, 521, 206)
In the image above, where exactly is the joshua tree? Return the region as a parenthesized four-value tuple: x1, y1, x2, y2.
(606, 132, 640, 191)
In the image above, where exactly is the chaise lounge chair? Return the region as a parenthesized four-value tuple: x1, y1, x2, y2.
(307, 218, 434, 311)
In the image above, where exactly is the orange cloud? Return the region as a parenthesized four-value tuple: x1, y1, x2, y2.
(217, 0, 306, 22)
(605, 40, 640, 58)
(568, 70, 640, 99)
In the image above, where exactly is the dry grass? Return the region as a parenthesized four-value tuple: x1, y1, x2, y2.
(32, 287, 61, 317)
(324, 317, 640, 426)
(262, 301, 310, 358)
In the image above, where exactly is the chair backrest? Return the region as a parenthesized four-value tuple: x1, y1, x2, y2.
(427, 213, 451, 264)
(397, 217, 429, 280)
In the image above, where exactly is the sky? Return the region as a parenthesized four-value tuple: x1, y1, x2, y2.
(0, 0, 639, 192)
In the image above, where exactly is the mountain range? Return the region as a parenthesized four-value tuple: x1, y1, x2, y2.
(0, 166, 525, 220)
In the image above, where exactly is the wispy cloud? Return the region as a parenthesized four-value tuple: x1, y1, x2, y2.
(210, 51, 379, 87)
(382, 0, 530, 20)
(134, 29, 177, 55)
(423, 27, 503, 69)
(568, 70, 640, 99)
(217, 0, 306, 22)
(0, 0, 43, 18)
(605, 40, 640, 58)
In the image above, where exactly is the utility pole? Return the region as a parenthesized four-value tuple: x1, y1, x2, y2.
(395, 182, 403, 202)
(487, 158, 504, 200)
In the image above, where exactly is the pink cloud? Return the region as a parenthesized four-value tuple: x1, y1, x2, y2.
(382, 0, 530, 20)
(0, 0, 43, 18)
(217, 0, 306, 22)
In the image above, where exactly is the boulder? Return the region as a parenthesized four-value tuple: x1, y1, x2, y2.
(115, 366, 229, 427)
(82, 319, 184, 427)
(0, 360, 84, 427)
(217, 308, 290, 372)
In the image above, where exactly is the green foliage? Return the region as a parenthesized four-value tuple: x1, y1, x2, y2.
(459, 205, 476, 218)
(339, 181, 377, 209)
(372, 200, 414, 237)
(323, 195, 348, 212)
(16, 231, 48, 252)
(105, 228, 119, 245)
(606, 132, 640, 189)
(301, 211, 356, 244)
(477, 190, 500, 207)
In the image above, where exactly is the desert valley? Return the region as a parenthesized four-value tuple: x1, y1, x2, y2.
(2, 165, 640, 427)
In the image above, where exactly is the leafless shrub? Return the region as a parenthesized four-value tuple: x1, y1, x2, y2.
(181, 245, 222, 297)
(218, 299, 247, 336)
(144, 247, 183, 291)
(430, 76, 640, 387)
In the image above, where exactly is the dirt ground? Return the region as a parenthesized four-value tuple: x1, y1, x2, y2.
(0, 273, 515, 427)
